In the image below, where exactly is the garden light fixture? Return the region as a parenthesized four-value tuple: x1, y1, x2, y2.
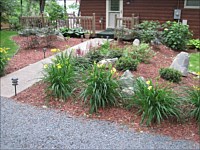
(11, 78, 18, 96)
(81, 35, 84, 42)
(106, 36, 109, 41)
(43, 48, 47, 58)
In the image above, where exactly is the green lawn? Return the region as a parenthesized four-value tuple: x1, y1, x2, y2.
(189, 52, 200, 73)
(0, 30, 19, 58)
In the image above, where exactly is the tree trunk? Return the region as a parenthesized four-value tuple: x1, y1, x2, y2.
(64, 0, 66, 13)
(40, 0, 45, 14)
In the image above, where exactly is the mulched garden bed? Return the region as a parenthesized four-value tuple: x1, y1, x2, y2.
(5, 36, 85, 74)
(6, 35, 199, 143)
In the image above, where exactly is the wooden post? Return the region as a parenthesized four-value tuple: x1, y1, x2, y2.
(41, 13, 44, 27)
(135, 16, 139, 25)
(92, 13, 95, 37)
(131, 14, 135, 29)
(115, 14, 117, 28)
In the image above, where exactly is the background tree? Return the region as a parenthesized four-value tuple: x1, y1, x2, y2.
(39, 0, 45, 14)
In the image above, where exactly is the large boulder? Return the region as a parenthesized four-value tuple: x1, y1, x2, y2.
(119, 70, 134, 88)
(98, 58, 118, 67)
(170, 52, 189, 76)
(118, 70, 135, 96)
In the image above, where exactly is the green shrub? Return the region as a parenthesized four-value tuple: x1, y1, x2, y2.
(127, 79, 181, 126)
(162, 21, 192, 50)
(86, 50, 104, 63)
(159, 68, 182, 83)
(45, 1, 65, 21)
(129, 43, 155, 63)
(43, 52, 77, 101)
(81, 63, 121, 113)
(187, 39, 200, 50)
(0, 47, 10, 76)
(99, 41, 110, 55)
(107, 49, 123, 59)
(116, 57, 139, 71)
(186, 86, 200, 123)
(136, 21, 161, 43)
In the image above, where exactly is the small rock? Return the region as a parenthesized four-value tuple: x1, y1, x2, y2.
(98, 58, 118, 67)
(170, 52, 189, 76)
(42, 105, 48, 109)
(133, 39, 140, 46)
(57, 33, 65, 41)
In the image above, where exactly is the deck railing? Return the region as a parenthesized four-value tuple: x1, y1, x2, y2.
(115, 14, 139, 29)
(56, 13, 96, 37)
(20, 13, 96, 37)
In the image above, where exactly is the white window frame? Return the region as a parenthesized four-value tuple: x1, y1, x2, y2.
(184, 0, 200, 9)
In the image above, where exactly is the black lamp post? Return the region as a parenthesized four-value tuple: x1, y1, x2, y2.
(11, 78, 18, 96)
(43, 48, 47, 58)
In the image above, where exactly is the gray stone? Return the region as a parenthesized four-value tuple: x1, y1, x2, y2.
(170, 52, 189, 76)
(133, 39, 140, 46)
(98, 58, 118, 67)
(122, 87, 135, 96)
(119, 70, 135, 88)
(57, 33, 65, 41)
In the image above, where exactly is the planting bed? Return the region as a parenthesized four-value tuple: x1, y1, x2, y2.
(6, 36, 199, 143)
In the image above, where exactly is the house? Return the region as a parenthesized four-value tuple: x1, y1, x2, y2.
(79, 0, 200, 38)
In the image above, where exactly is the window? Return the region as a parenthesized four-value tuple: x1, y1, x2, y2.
(184, 0, 200, 9)
(110, 0, 120, 11)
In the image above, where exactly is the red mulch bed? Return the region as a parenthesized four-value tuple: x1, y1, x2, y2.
(5, 36, 84, 74)
(7, 36, 199, 143)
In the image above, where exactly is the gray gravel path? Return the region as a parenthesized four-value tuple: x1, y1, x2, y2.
(1, 97, 199, 149)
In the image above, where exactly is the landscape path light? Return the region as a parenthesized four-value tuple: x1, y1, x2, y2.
(11, 78, 18, 96)
(106, 36, 109, 41)
(43, 48, 47, 58)
(81, 35, 83, 42)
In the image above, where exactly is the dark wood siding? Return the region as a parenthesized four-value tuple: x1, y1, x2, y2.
(80, 0, 200, 38)
(79, 0, 106, 31)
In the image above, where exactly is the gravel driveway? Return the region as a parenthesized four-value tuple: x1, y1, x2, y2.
(1, 97, 199, 149)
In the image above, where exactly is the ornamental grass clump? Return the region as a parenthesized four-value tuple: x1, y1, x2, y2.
(43, 52, 77, 101)
(81, 63, 121, 113)
(0, 47, 10, 76)
(185, 86, 200, 124)
(127, 79, 181, 126)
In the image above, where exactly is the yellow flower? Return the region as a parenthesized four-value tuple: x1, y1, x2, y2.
(7, 58, 10, 60)
(51, 49, 60, 53)
(56, 63, 62, 69)
(111, 67, 116, 74)
(196, 72, 200, 76)
(43, 64, 48, 69)
(193, 86, 200, 91)
(97, 64, 104, 68)
(146, 80, 150, 85)
(51, 49, 57, 52)
(148, 86, 152, 90)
